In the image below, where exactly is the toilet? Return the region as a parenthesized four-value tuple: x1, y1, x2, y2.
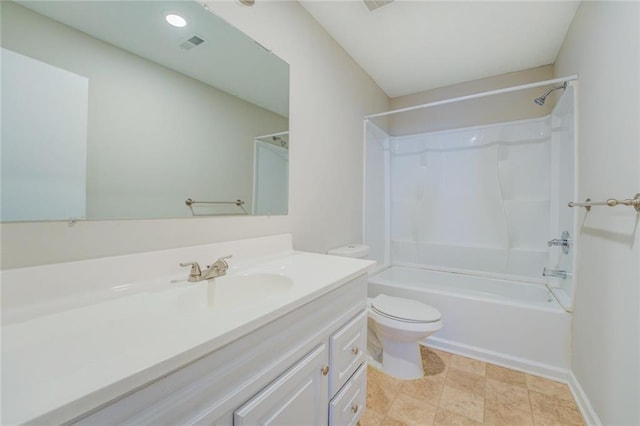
(368, 294, 442, 379)
(328, 244, 443, 380)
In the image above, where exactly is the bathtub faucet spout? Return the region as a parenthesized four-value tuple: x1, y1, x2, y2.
(543, 267, 569, 280)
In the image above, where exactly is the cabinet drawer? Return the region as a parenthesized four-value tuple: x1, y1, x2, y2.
(329, 362, 366, 426)
(329, 310, 367, 395)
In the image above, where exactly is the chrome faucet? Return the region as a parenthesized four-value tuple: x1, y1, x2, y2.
(180, 255, 232, 282)
(543, 267, 570, 280)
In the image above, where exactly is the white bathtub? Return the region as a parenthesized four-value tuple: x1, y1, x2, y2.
(368, 266, 571, 379)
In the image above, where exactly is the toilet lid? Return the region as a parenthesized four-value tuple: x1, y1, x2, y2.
(371, 294, 441, 323)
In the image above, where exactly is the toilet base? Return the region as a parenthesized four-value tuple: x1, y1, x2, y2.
(380, 336, 424, 380)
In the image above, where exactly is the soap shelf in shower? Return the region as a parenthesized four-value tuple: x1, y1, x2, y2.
(568, 193, 640, 212)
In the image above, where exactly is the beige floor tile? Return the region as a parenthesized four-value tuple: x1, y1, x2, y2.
(380, 417, 406, 426)
(368, 365, 404, 392)
(360, 407, 385, 426)
(529, 390, 585, 426)
(485, 378, 531, 412)
(439, 384, 485, 423)
(526, 374, 574, 402)
(400, 375, 445, 403)
(366, 349, 585, 426)
(486, 364, 527, 387)
(484, 400, 534, 426)
(367, 380, 399, 416)
(446, 367, 486, 396)
(449, 354, 486, 376)
(434, 408, 483, 425)
(386, 392, 438, 426)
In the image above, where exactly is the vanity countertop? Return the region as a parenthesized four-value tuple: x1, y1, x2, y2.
(1, 249, 373, 425)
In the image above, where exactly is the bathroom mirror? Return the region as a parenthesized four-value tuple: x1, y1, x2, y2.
(1, 0, 289, 221)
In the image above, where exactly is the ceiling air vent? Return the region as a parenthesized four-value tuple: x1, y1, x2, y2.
(180, 35, 206, 50)
(362, 0, 394, 12)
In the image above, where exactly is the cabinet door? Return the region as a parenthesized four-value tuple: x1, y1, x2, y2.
(234, 344, 328, 426)
(329, 310, 367, 396)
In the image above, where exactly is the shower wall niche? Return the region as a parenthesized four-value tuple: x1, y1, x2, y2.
(364, 84, 576, 308)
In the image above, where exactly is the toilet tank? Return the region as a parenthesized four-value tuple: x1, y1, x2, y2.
(327, 244, 369, 259)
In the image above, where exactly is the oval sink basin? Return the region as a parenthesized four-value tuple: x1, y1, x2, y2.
(174, 273, 293, 312)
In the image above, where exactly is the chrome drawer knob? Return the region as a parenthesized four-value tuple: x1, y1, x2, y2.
(321, 365, 329, 376)
(352, 347, 359, 356)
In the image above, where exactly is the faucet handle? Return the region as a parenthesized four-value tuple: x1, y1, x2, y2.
(180, 262, 202, 282)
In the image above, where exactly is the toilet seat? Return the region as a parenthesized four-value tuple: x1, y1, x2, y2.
(370, 294, 441, 323)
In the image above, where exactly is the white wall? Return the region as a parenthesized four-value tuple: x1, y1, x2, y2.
(0, 1, 389, 268)
(386, 65, 555, 136)
(554, 2, 639, 425)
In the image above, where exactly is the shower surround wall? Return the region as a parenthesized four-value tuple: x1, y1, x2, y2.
(390, 117, 552, 279)
(367, 116, 563, 282)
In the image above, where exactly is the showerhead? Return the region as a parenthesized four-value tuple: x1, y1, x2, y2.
(534, 81, 567, 106)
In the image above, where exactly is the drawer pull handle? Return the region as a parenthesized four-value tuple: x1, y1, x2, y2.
(321, 365, 329, 376)
(352, 404, 359, 414)
(352, 347, 359, 356)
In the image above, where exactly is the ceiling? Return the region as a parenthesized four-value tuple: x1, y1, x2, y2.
(299, 0, 580, 98)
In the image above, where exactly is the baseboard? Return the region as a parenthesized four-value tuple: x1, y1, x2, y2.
(424, 336, 570, 383)
(567, 370, 602, 426)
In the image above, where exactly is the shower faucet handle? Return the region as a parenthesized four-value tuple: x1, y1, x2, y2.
(547, 238, 568, 247)
(547, 231, 571, 254)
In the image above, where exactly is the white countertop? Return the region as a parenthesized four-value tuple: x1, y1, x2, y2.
(1, 249, 373, 424)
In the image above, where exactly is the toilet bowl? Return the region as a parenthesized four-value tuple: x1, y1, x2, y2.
(368, 294, 443, 379)
(326, 244, 443, 379)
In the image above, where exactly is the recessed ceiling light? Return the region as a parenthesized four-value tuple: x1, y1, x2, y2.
(165, 13, 187, 28)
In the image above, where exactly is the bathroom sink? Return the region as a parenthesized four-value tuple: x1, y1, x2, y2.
(174, 273, 294, 312)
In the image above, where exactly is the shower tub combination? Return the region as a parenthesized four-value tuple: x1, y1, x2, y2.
(368, 266, 571, 379)
(364, 77, 577, 380)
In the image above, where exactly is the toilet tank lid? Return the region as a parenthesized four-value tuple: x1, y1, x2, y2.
(327, 244, 369, 258)
(371, 294, 441, 322)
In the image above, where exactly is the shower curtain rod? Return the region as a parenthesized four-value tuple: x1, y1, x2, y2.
(364, 75, 578, 120)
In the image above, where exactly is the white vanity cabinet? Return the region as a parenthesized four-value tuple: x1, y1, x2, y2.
(329, 363, 367, 426)
(233, 304, 368, 426)
(328, 310, 367, 396)
(72, 274, 368, 426)
(234, 344, 329, 426)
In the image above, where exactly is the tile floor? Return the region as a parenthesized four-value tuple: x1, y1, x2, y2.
(361, 346, 585, 426)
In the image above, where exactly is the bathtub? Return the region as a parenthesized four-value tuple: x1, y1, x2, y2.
(368, 266, 571, 379)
